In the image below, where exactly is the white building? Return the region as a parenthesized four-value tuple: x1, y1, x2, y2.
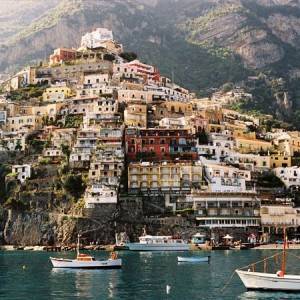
(185, 192, 260, 228)
(43, 148, 63, 158)
(81, 28, 113, 49)
(12, 164, 31, 183)
(84, 184, 117, 208)
(204, 163, 252, 193)
(274, 167, 300, 188)
(159, 117, 186, 129)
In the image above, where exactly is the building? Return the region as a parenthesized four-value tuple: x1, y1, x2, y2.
(124, 103, 147, 128)
(185, 192, 260, 228)
(89, 149, 124, 186)
(84, 184, 118, 207)
(128, 161, 203, 193)
(261, 204, 300, 232)
(125, 128, 198, 162)
(204, 163, 253, 193)
(114, 60, 160, 84)
(270, 153, 291, 168)
(81, 28, 114, 49)
(49, 48, 77, 66)
(11, 164, 31, 183)
(235, 137, 273, 154)
(274, 167, 300, 188)
(43, 84, 72, 102)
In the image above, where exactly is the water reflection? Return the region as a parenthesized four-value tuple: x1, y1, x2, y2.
(50, 268, 121, 299)
(238, 291, 300, 300)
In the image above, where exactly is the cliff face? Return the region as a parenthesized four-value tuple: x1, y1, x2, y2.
(181, 0, 300, 69)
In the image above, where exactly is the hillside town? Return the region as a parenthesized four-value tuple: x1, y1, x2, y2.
(1, 27, 300, 246)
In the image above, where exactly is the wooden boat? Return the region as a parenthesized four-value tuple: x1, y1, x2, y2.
(177, 256, 210, 263)
(50, 235, 122, 269)
(236, 228, 300, 291)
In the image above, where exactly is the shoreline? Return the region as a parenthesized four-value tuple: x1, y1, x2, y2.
(253, 243, 300, 250)
(2, 243, 300, 251)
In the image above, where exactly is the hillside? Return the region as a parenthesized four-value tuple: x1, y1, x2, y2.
(2, 0, 300, 94)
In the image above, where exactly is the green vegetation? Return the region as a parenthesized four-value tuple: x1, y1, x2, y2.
(4, 197, 29, 211)
(63, 174, 86, 199)
(103, 53, 115, 61)
(64, 115, 83, 128)
(26, 133, 45, 154)
(256, 172, 284, 188)
(119, 52, 138, 62)
(0, 164, 10, 202)
(8, 84, 47, 101)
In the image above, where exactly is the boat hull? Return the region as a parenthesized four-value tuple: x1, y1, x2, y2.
(127, 243, 189, 251)
(177, 256, 209, 263)
(50, 258, 122, 269)
(236, 270, 300, 291)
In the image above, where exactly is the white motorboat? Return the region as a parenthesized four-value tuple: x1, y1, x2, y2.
(236, 228, 300, 291)
(50, 235, 122, 269)
(127, 235, 189, 251)
(177, 256, 210, 263)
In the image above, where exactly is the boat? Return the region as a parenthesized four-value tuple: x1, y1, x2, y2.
(177, 256, 210, 263)
(50, 235, 122, 269)
(127, 235, 189, 251)
(236, 228, 300, 291)
(212, 245, 230, 250)
(114, 232, 129, 251)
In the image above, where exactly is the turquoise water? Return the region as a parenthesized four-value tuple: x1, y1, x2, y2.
(1, 250, 300, 299)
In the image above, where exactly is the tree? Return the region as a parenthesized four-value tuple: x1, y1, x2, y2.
(61, 144, 71, 162)
(104, 53, 115, 61)
(221, 82, 234, 93)
(63, 174, 86, 198)
(15, 140, 22, 151)
(119, 52, 137, 62)
(197, 128, 209, 145)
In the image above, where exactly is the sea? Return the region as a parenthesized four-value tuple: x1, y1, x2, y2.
(1, 249, 300, 300)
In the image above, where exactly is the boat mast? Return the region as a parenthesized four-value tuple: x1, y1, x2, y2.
(281, 227, 287, 277)
(77, 234, 80, 256)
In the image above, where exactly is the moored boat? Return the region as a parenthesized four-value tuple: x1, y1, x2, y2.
(50, 254, 122, 269)
(127, 235, 189, 251)
(177, 256, 210, 263)
(50, 235, 122, 269)
(236, 228, 300, 292)
(236, 269, 300, 291)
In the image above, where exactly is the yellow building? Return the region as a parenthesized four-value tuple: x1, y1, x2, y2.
(124, 103, 147, 128)
(232, 129, 256, 140)
(270, 153, 291, 168)
(235, 137, 272, 154)
(288, 131, 300, 155)
(207, 123, 225, 133)
(128, 161, 203, 191)
(43, 86, 72, 101)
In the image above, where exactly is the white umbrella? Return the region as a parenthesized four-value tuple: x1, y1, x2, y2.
(223, 234, 233, 239)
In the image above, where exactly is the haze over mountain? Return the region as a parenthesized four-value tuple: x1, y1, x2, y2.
(2, 0, 300, 95)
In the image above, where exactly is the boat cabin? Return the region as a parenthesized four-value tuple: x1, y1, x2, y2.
(191, 233, 206, 245)
(76, 253, 95, 261)
(139, 235, 184, 244)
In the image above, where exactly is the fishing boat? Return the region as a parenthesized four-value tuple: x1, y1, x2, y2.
(127, 235, 189, 251)
(50, 235, 122, 269)
(177, 256, 210, 263)
(236, 228, 300, 291)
